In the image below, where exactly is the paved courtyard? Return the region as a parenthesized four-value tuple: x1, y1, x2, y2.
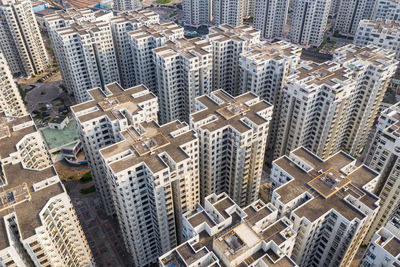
(65, 180, 134, 267)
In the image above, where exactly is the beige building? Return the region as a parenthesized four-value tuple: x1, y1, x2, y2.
(0, 51, 26, 117)
(253, 0, 290, 40)
(274, 45, 398, 160)
(354, 19, 400, 60)
(159, 192, 298, 267)
(71, 83, 158, 216)
(190, 90, 273, 207)
(207, 24, 260, 96)
(100, 119, 200, 266)
(110, 10, 160, 88)
(113, 0, 141, 11)
(153, 37, 212, 124)
(239, 41, 301, 162)
(45, 9, 119, 103)
(372, 0, 400, 22)
(289, 0, 331, 47)
(0, 0, 49, 77)
(212, 0, 245, 27)
(182, 0, 211, 26)
(129, 22, 184, 94)
(271, 147, 380, 267)
(274, 60, 355, 160)
(335, 0, 376, 36)
(364, 102, 400, 242)
(0, 114, 93, 267)
(334, 45, 398, 156)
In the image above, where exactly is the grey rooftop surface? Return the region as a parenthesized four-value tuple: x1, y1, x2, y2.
(40, 120, 79, 150)
(273, 147, 380, 222)
(101, 120, 197, 174)
(0, 114, 65, 250)
(71, 82, 157, 123)
(191, 89, 272, 133)
(161, 194, 296, 267)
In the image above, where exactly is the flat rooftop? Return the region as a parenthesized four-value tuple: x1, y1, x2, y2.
(242, 41, 302, 63)
(162, 194, 296, 267)
(273, 147, 380, 222)
(191, 89, 272, 133)
(0, 114, 65, 250)
(71, 82, 156, 123)
(101, 120, 197, 174)
(40, 120, 79, 151)
(152, 37, 211, 60)
(208, 24, 260, 43)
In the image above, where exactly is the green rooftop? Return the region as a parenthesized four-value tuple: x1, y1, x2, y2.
(40, 120, 80, 152)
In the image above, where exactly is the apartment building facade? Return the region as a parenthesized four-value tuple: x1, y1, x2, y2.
(114, 0, 141, 11)
(0, 114, 93, 267)
(159, 192, 298, 267)
(273, 61, 355, 160)
(182, 0, 211, 26)
(372, 0, 400, 22)
(335, 0, 377, 36)
(71, 83, 158, 216)
(288, 0, 331, 47)
(206, 24, 260, 96)
(0, 0, 48, 77)
(253, 0, 290, 40)
(190, 90, 273, 207)
(110, 10, 160, 89)
(153, 38, 212, 124)
(271, 147, 380, 267)
(334, 45, 398, 155)
(47, 19, 119, 103)
(239, 41, 301, 162)
(100, 119, 200, 266)
(0, 51, 26, 117)
(129, 22, 184, 94)
(360, 216, 400, 267)
(212, 0, 245, 27)
(364, 103, 400, 242)
(354, 19, 400, 60)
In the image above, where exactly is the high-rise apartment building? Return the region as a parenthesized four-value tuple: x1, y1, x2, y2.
(271, 147, 380, 267)
(182, 0, 211, 26)
(335, 0, 376, 36)
(0, 114, 93, 267)
(364, 103, 400, 242)
(253, 0, 290, 40)
(99, 119, 200, 266)
(334, 45, 398, 155)
(129, 22, 184, 93)
(289, 0, 331, 47)
(0, 51, 26, 117)
(372, 0, 400, 22)
(212, 0, 245, 27)
(329, 0, 341, 16)
(46, 18, 119, 103)
(360, 216, 400, 266)
(239, 41, 301, 162)
(110, 10, 160, 88)
(71, 83, 158, 216)
(274, 45, 397, 160)
(190, 90, 273, 207)
(159, 192, 298, 267)
(243, 0, 255, 18)
(0, 0, 48, 77)
(206, 24, 260, 96)
(354, 19, 400, 60)
(274, 61, 355, 160)
(153, 38, 212, 124)
(114, 0, 141, 11)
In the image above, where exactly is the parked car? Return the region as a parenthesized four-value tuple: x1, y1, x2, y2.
(42, 112, 50, 117)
